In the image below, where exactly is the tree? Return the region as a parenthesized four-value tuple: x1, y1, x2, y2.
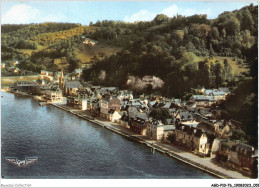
(211, 27, 220, 39)
(231, 129, 246, 142)
(67, 56, 80, 72)
(153, 14, 170, 24)
(214, 62, 225, 87)
(149, 108, 171, 123)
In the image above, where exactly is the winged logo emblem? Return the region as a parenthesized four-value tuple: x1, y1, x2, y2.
(5, 157, 38, 167)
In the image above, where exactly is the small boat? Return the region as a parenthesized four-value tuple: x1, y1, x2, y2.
(5, 157, 38, 167)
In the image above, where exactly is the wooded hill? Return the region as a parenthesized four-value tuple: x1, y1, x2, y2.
(1, 22, 120, 72)
(1, 4, 258, 146)
(83, 4, 257, 97)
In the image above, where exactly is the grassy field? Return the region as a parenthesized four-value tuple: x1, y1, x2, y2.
(17, 43, 121, 70)
(18, 45, 45, 56)
(76, 43, 122, 64)
(197, 56, 249, 75)
(54, 57, 69, 69)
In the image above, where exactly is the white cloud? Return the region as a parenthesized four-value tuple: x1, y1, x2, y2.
(163, 5, 212, 18)
(162, 4, 179, 17)
(124, 9, 156, 23)
(124, 4, 212, 23)
(1, 4, 66, 24)
(1, 4, 40, 24)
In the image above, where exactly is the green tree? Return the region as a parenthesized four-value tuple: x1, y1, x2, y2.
(153, 14, 170, 24)
(149, 108, 171, 123)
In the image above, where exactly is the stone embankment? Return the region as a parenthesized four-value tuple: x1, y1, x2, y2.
(1, 89, 250, 179)
(51, 103, 249, 179)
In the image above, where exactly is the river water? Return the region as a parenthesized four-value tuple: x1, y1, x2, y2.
(1, 92, 215, 179)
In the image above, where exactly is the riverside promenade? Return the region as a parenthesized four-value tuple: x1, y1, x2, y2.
(0, 89, 250, 179)
(51, 103, 250, 179)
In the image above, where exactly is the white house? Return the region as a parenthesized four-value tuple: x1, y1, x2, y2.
(108, 110, 122, 123)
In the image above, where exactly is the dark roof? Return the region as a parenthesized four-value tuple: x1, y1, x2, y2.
(194, 129, 204, 138)
(108, 109, 115, 114)
(176, 123, 206, 138)
(65, 81, 82, 88)
(120, 105, 129, 111)
(197, 122, 214, 134)
(192, 95, 216, 102)
(165, 118, 176, 125)
(231, 143, 255, 156)
(121, 114, 129, 121)
(133, 117, 147, 126)
(178, 110, 194, 121)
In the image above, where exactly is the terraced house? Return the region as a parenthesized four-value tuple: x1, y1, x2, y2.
(100, 96, 121, 119)
(175, 123, 211, 156)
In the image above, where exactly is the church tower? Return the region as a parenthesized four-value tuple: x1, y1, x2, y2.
(59, 69, 65, 94)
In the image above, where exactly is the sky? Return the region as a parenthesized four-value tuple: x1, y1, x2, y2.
(1, 1, 258, 25)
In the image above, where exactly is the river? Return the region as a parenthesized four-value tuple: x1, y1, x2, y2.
(1, 91, 215, 179)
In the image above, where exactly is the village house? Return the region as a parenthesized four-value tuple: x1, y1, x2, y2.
(90, 99, 100, 117)
(162, 125, 176, 142)
(229, 142, 258, 174)
(12, 60, 19, 66)
(213, 120, 232, 138)
(45, 87, 63, 103)
(146, 120, 176, 141)
(108, 109, 122, 123)
(193, 108, 213, 122)
(120, 100, 130, 113)
(175, 123, 211, 156)
(77, 92, 89, 110)
(41, 70, 54, 77)
(197, 86, 205, 93)
(146, 120, 164, 140)
(129, 116, 148, 135)
(83, 38, 97, 46)
(211, 90, 227, 100)
(119, 113, 130, 128)
(218, 87, 230, 93)
(128, 106, 147, 119)
(99, 87, 118, 95)
(190, 95, 216, 107)
(117, 90, 133, 101)
(9, 67, 19, 74)
(64, 80, 83, 96)
(1, 63, 6, 69)
(203, 88, 230, 100)
(174, 109, 194, 123)
(67, 96, 77, 107)
(100, 96, 121, 119)
(14, 81, 39, 92)
(75, 69, 83, 77)
(40, 85, 52, 96)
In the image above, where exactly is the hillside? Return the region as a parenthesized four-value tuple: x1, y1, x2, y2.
(1, 4, 257, 88)
(1, 23, 121, 72)
(0, 4, 258, 146)
(83, 4, 257, 97)
(76, 44, 121, 65)
(34, 26, 97, 45)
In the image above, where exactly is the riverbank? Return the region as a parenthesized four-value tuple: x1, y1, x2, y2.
(1, 89, 250, 179)
(50, 103, 250, 179)
(1, 75, 41, 87)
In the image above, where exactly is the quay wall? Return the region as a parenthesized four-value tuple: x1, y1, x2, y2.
(2, 89, 247, 179)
